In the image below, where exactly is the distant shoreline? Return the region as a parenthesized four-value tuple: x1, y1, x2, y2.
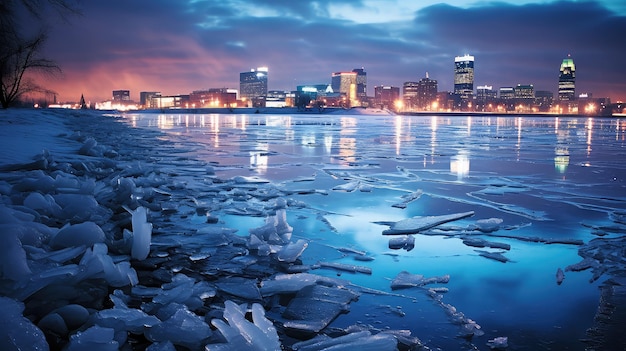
(135, 106, 619, 118)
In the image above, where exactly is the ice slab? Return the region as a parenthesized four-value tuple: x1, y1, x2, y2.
(146, 305, 212, 349)
(475, 250, 510, 263)
(209, 301, 280, 351)
(391, 271, 450, 290)
(0, 296, 49, 351)
(127, 206, 153, 260)
(388, 235, 415, 251)
(282, 284, 360, 334)
(381, 211, 474, 235)
(292, 330, 398, 351)
(49, 221, 106, 249)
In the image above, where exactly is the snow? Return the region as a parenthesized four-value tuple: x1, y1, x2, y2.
(1, 109, 625, 350)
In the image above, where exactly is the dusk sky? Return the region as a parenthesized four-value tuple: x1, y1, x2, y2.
(40, 0, 626, 103)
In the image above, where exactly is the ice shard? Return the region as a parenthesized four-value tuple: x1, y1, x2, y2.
(381, 211, 474, 235)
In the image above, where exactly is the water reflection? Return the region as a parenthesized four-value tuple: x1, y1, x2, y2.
(127, 113, 626, 180)
(450, 153, 470, 179)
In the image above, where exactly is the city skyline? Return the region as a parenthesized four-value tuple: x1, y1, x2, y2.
(40, 0, 626, 102)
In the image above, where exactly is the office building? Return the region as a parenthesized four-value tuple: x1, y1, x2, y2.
(374, 85, 400, 109)
(240, 67, 268, 107)
(476, 85, 497, 111)
(113, 90, 130, 102)
(402, 82, 419, 110)
(558, 55, 576, 101)
(189, 88, 237, 108)
(352, 68, 367, 103)
(499, 87, 515, 111)
(417, 73, 438, 110)
(140, 91, 160, 108)
(514, 84, 535, 107)
(535, 90, 554, 112)
(454, 54, 475, 109)
(331, 71, 358, 107)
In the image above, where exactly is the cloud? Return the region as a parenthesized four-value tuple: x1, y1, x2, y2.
(41, 0, 626, 102)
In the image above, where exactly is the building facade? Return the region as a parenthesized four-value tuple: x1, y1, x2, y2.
(558, 56, 576, 102)
(454, 54, 475, 109)
(417, 74, 438, 110)
(374, 85, 400, 109)
(240, 67, 268, 107)
(331, 71, 358, 107)
(476, 85, 497, 112)
(189, 88, 237, 108)
(140, 91, 160, 108)
(402, 82, 419, 111)
(112, 90, 130, 102)
(352, 68, 367, 104)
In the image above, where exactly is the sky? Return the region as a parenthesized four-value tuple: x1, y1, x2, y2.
(36, 0, 626, 102)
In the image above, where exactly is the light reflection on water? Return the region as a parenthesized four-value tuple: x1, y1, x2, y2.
(125, 113, 626, 350)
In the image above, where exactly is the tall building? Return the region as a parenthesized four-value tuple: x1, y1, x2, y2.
(240, 67, 268, 107)
(331, 71, 358, 107)
(558, 55, 576, 101)
(417, 73, 438, 110)
(402, 81, 419, 110)
(352, 68, 367, 103)
(476, 85, 497, 111)
(499, 87, 515, 111)
(454, 54, 475, 108)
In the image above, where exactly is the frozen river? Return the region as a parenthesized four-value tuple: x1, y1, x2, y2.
(120, 111, 626, 350)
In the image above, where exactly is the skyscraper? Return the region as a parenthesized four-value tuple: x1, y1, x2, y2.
(240, 67, 268, 107)
(454, 54, 475, 104)
(331, 71, 358, 107)
(402, 81, 419, 110)
(558, 55, 575, 101)
(352, 68, 367, 103)
(417, 73, 438, 110)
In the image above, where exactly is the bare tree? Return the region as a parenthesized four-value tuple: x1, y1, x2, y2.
(0, 0, 79, 108)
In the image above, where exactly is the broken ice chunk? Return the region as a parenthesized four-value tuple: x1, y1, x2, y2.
(216, 277, 262, 300)
(146, 305, 212, 349)
(127, 206, 152, 260)
(471, 218, 503, 233)
(282, 284, 360, 334)
(388, 235, 415, 251)
(318, 261, 372, 275)
(292, 330, 398, 351)
(332, 180, 360, 192)
(487, 336, 509, 349)
(391, 271, 450, 290)
(0, 297, 49, 351)
(49, 221, 105, 249)
(66, 325, 119, 351)
(277, 239, 308, 263)
(209, 301, 280, 351)
(475, 250, 510, 263)
(556, 268, 565, 285)
(391, 190, 423, 209)
(381, 211, 474, 235)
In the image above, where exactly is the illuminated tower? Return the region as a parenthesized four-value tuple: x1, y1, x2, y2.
(352, 68, 367, 103)
(558, 55, 575, 101)
(417, 73, 438, 110)
(331, 71, 358, 106)
(240, 67, 268, 107)
(454, 55, 474, 99)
